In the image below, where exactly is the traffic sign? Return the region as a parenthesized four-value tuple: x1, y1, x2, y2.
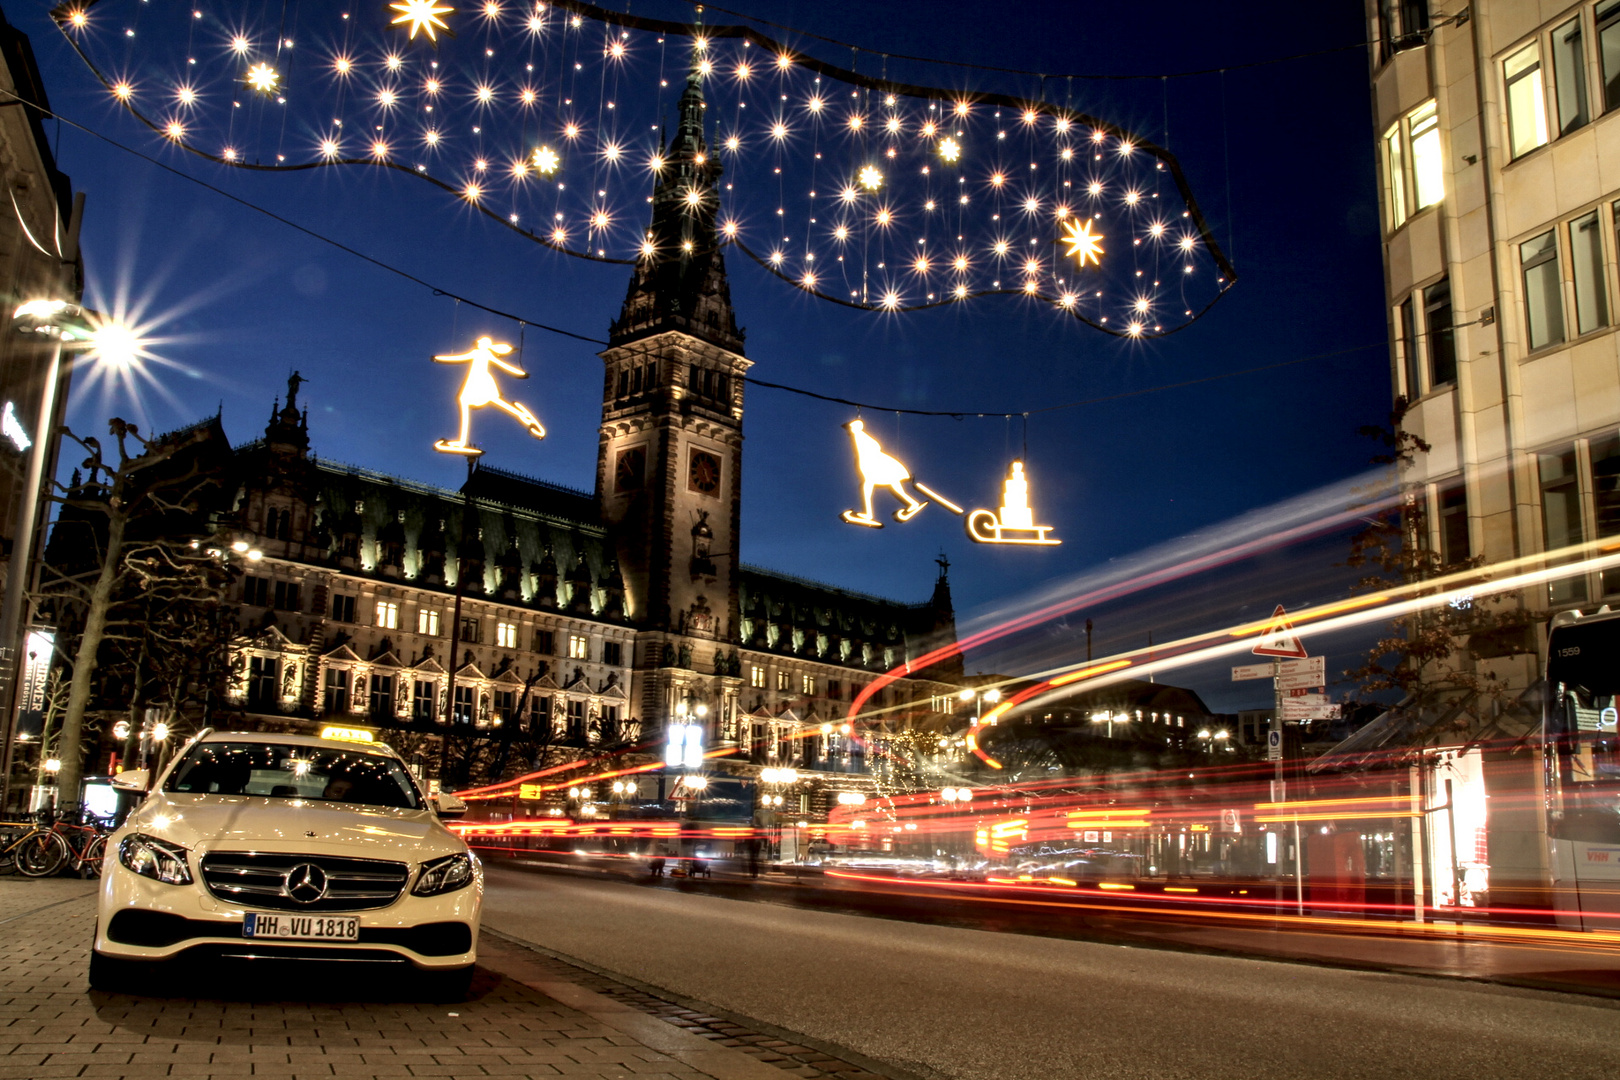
(1231, 663, 1272, 681)
(1278, 656, 1326, 691)
(1282, 694, 1338, 721)
(1251, 605, 1308, 658)
(1266, 730, 1282, 761)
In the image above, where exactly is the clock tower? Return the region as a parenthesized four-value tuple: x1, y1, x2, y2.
(596, 47, 749, 736)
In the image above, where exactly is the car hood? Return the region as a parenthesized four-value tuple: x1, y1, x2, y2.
(126, 792, 465, 859)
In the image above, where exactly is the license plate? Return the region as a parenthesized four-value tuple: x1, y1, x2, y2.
(242, 912, 359, 941)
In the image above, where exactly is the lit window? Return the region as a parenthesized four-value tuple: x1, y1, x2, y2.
(417, 608, 440, 636)
(375, 600, 398, 630)
(1520, 230, 1565, 350)
(776, 670, 790, 691)
(749, 664, 765, 688)
(1552, 17, 1589, 137)
(1571, 210, 1608, 335)
(497, 621, 517, 648)
(1505, 42, 1549, 159)
(568, 634, 589, 660)
(802, 674, 815, 695)
(1408, 102, 1441, 210)
(1382, 123, 1407, 230)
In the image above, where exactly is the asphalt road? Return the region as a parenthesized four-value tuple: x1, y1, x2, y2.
(482, 861, 1620, 1080)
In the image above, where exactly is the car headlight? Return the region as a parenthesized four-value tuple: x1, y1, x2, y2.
(413, 852, 475, 896)
(118, 834, 192, 885)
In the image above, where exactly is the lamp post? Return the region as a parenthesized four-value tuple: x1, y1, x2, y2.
(0, 289, 120, 809)
(1090, 710, 1130, 739)
(958, 686, 1002, 728)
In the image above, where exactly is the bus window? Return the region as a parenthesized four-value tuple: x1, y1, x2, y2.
(1546, 611, 1620, 843)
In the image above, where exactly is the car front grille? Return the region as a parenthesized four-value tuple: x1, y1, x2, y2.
(200, 852, 410, 912)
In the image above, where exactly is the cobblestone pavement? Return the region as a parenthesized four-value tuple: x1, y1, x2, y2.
(0, 876, 905, 1080)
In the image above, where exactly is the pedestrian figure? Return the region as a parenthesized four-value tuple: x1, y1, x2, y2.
(841, 419, 925, 526)
(432, 335, 546, 454)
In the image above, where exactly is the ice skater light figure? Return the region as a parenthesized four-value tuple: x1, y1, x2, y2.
(432, 336, 546, 456)
(840, 419, 962, 527)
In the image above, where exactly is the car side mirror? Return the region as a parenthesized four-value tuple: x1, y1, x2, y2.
(111, 769, 150, 793)
(433, 793, 467, 819)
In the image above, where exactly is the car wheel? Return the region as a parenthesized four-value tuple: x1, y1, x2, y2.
(424, 965, 475, 1002)
(88, 950, 140, 994)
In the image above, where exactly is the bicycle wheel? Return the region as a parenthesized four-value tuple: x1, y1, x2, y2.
(17, 830, 66, 877)
(79, 836, 107, 879)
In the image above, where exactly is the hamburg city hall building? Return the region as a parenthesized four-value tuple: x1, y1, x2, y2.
(152, 63, 962, 836)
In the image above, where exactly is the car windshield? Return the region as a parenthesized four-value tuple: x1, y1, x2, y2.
(163, 741, 423, 810)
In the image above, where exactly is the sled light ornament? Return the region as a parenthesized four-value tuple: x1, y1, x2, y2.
(966, 461, 1060, 545)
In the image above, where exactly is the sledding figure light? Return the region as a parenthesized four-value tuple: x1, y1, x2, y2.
(431, 336, 547, 456)
(966, 462, 1061, 546)
(840, 419, 962, 528)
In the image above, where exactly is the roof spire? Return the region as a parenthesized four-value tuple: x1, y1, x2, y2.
(607, 6, 743, 352)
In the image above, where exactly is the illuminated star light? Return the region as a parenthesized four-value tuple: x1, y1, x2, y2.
(939, 137, 960, 163)
(245, 63, 278, 94)
(1062, 218, 1105, 268)
(533, 145, 559, 173)
(858, 165, 883, 191)
(389, 0, 455, 41)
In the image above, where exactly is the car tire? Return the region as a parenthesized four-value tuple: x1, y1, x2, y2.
(88, 950, 141, 994)
(424, 965, 475, 1002)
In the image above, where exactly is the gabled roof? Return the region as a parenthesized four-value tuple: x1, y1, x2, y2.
(369, 650, 403, 668)
(321, 643, 362, 662)
(455, 662, 486, 680)
(411, 657, 446, 675)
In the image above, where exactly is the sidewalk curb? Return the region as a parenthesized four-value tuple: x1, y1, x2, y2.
(481, 926, 937, 1080)
(477, 932, 790, 1080)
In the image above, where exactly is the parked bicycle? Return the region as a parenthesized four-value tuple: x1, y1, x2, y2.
(0, 810, 109, 878)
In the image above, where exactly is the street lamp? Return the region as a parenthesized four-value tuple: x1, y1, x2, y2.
(0, 295, 134, 805)
(1090, 710, 1130, 738)
(667, 696, 708, 769)
(959, 686, 1003, 730)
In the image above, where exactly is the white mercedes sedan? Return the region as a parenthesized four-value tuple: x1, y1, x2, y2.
(92, 729, 482, 998)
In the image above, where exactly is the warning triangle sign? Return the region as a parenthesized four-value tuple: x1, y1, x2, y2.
(1251, 604, 1308, 658)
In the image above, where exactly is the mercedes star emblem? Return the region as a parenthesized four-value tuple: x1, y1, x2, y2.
(285, 863, 329, 904)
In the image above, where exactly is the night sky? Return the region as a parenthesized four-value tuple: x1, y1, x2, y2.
(13, 0, 1390, 713)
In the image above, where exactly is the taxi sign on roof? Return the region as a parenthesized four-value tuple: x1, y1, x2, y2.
(1251, 605, 1308, 659)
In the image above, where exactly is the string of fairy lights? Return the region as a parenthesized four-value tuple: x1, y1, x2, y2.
(52, 0, 1238, 339)
(1, 79, 1365, 430)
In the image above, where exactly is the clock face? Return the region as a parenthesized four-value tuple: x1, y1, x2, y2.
(688, 450, 721, 496)
(615, 446, 645, 493)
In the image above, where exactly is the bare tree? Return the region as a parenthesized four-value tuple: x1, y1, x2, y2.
(1343, 403, 1535, 727)
(41, 419, 225, 807)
